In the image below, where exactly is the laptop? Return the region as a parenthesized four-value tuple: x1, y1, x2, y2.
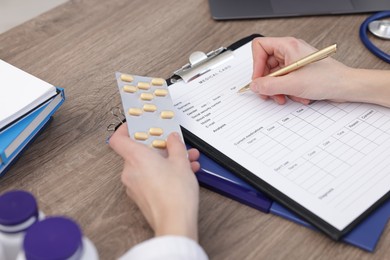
(209, 0, 390, 20)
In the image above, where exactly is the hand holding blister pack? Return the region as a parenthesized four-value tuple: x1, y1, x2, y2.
(115, 73, 183, 156)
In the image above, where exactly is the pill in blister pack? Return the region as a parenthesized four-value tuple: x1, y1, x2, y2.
(115, 73, 183, 156)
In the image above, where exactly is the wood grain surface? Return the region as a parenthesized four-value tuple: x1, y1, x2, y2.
(0, 0, 389, 259)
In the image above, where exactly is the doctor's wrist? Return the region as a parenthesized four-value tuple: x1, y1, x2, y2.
(343, 68, 390, 107)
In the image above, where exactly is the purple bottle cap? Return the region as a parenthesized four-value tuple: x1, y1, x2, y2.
(23, 216, 83, 260)
(0, 190, 38, 227)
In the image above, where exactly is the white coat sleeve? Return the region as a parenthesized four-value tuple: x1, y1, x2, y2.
(119, 235, 208, 260)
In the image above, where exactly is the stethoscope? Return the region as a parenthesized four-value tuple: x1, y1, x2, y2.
(359, 11, 390, 63)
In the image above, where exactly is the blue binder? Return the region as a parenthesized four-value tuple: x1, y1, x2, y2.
(0, 88, 65, 176)
(195, 147, 390, 252)
(0, 118, 54, 176)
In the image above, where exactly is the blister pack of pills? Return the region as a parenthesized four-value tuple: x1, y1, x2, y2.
(115, 72, 183, 156)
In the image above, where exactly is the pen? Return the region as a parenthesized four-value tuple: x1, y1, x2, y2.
(237, 43, 337, 93)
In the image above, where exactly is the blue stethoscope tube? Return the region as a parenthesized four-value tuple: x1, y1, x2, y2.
(359, 11, 390, 63)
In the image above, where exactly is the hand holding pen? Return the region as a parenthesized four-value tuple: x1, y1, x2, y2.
(242, 37, 345, 105)
(239, 43, 337, 93)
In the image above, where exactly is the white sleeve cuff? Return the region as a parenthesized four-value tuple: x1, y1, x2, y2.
(119, 235, 208, 260)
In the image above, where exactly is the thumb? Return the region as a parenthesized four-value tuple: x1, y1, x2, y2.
(250, 75, 299, 96)
(167, 132, 188, 161)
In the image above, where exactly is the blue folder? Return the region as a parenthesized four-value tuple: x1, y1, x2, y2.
(0, 118, 54, 176)
(0, 88, 65, 176)
(194, 146, 390, 252)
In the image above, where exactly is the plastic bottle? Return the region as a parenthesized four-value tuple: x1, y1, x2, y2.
(0, 190, 44, 260)
(17, 216, 99, 260)
(0, 242, 6, 259)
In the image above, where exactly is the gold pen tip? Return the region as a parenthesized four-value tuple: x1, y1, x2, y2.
(238, 84, 250, 93)
(330, 43, 337, 53)
(238, 87, 247, 93)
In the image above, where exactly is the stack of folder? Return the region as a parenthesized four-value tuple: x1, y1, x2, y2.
(0, 60, 65, 177)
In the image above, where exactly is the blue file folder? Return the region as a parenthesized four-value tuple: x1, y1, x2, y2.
(0, 88, 65, 176)
(0, 118, 54, 176)
(195, 147, 390, 252)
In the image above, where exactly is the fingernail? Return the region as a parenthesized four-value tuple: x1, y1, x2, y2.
(171, 132, 184, 142)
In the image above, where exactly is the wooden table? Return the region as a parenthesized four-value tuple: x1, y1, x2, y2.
(1, 0, 389, 259)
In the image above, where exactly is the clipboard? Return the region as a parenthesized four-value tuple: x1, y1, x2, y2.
(192, 142, 390, 251)
(166, 34, 390, 240)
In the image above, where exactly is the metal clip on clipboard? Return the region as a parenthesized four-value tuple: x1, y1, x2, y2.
(170, 47, 234, 84)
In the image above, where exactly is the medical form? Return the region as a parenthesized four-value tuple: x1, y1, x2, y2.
(169, 42, 390, 238)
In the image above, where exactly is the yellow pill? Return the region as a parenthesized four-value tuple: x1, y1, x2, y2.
(140, 93, 154, 101)
(152, 139, 167, 149)
(151, 78, 165, 86)
(143, 104, 157, 112)
(138, 82, 150, 90)
(120, 74, 133, 82)
(149, 127, 163, 136)
(134, 132, 148, 140)
(123, 85, 137, 93)
(160, 110, 174, 119)
(128, 108, 142, 116)
(154, 89, 168, 97)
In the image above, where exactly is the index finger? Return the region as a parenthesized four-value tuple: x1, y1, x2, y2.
(252, 37, 306, 79)
(252, 37, 270, 79)
(166, 132, 188, 162)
